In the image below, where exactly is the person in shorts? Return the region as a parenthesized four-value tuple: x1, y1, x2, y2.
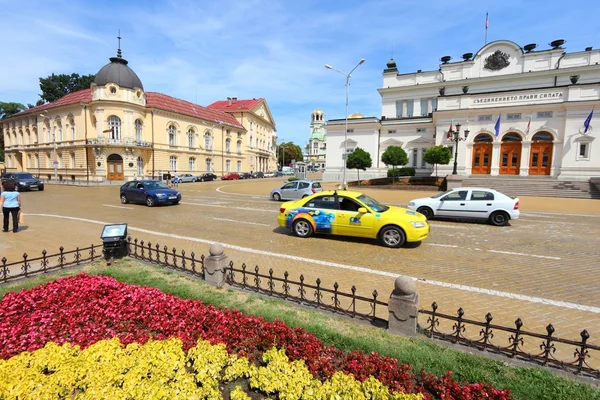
(0, 180, 21, 233)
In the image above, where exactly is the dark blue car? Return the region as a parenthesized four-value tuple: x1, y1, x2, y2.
(120, 180, 181, 207)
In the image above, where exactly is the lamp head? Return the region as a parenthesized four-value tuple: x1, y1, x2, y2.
(325, 64, 333, 69)
(464, 130, 470, 138)
(358, 59, 365, 65)
(455, 123, 462, 131)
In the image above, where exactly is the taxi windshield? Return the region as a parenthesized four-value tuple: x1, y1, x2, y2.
(357, 194, 389, 212)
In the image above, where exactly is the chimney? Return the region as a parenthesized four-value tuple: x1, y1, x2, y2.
(227, 97, 232, 106)
(232, 97, 238, 102)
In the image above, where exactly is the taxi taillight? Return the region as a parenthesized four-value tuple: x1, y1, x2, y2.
(514, 201, 519, 210)
(280, 208, 286, 214)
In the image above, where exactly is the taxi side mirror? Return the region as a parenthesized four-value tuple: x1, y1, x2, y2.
(358, 207, 367, 214)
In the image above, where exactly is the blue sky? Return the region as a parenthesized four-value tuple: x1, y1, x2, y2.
(1, 0, 599, 147)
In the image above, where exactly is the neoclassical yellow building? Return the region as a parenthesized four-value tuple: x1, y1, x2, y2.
(1, 48, 277, 182)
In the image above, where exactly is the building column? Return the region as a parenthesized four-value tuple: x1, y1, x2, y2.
(551, 140, 563, 177)
(519, 141, 531, 176)
(465, 143, 474, 175)
(490, 142, 501, 176)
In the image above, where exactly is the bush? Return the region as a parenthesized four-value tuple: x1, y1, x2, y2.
(387, 168, 415, 178)
(288, 176, 300, 181)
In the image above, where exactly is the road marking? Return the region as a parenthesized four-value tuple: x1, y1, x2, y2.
(426, 244, 561, 260)
(211, 217, 270, 226)
(182, 202, 277, 213)
(102, 204, 133, 210)
(216, 185, 261, 197)
(26, 213, 598, 314)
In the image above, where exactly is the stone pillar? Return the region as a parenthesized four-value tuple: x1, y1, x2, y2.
(388, 276, 419, 337)
(204, 243, 229, 288)
(446, 175, 464, 189)
(519, 141, 531, 176)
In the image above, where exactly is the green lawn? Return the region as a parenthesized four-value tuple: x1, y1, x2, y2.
(1, 259, 599, 400)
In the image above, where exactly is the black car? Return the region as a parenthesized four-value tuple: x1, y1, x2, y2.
(120, 180, 181, 207)
(1, 172, 44, 191)
(240, 172, 253, 179)
(196, 173, 217, 182)
(252, 171, 264, 179)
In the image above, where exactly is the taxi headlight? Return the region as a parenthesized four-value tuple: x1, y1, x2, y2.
(410, 221, 426, 228)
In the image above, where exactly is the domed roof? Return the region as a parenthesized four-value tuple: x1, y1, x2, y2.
(312, 109, 324, 115)
(94, 50, 143, 90)
(386, 58, 397, 68)
(348, 112, 365, 119)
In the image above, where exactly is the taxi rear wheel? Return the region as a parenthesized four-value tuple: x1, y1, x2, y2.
(293, 219, 313, 238)
(379, 226, 406, 248)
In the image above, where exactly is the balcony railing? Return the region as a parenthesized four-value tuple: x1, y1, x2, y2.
(86, 136, 152, 147)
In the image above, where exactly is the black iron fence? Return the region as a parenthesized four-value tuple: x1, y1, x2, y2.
(1, 237, 598, 379)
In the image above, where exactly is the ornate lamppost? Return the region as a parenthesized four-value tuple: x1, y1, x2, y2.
(448, 123, 469, 175)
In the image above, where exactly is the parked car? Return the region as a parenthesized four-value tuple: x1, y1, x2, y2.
(270, 180, 322, 201)
(407, 187, 519, 226)
(173, 173, 196, 183)
(1, 172, 44, 191)
(252, 171, 265, 179)
(264, 171, 275, 178)
(221, 173, 240, 180)
(277, 190, 429, 248)
(239, 172, 253, 179)
(196, 173, 217, 182)
(273, 171, 284, 177)
(120, 180, 181, 207)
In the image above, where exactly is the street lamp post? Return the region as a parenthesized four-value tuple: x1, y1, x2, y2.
(325, 58, 365, 190)
(40, 113, 58, 182)
(448, 123, 469, 175)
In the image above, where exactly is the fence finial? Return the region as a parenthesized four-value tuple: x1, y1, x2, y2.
(205, 243, 228, 288)
(388, 276, 419, 337)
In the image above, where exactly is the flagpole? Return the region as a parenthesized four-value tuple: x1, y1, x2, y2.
(485, 12, 489, 45)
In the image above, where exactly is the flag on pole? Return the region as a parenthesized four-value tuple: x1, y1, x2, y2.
(447, 119, 454, 139)
(583, 109, 594, 134)
(485, 12, 489, 28)
(525, 113, 532, 134)
(494, 114, 501, 137)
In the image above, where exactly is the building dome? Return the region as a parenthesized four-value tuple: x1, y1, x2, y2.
(94, 51, 143, 90)
(312, 109, 324, 115)
(386, 58, 397, 69)
(348, 112, 365, 119)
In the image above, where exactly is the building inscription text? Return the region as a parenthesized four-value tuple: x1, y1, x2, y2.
(472, 92, 563, 105)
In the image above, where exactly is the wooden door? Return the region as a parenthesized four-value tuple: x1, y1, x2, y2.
(107, 161, 124, 180)
(529, 142, 553, 175)
(471, 143, 492, 174)
(499, 143, 521, 175)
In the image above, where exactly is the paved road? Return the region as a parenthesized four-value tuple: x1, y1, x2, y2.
(3, 178, 600, 367)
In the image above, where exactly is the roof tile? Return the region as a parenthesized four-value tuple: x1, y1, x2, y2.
(207, 98, 263, 111)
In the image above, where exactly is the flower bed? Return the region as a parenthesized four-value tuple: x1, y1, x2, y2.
(0, 274, 511, 399)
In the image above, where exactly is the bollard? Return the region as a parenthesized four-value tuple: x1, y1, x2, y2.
(388, 276, 419, 337)
(204, 243, 228, 288)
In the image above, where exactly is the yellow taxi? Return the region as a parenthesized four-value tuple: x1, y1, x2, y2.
(277, 190, 429, 248)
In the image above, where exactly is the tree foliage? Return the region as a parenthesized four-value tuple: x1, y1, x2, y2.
(0, 102, 26, 119)
(278, 142, 304, 168)
(346, 147, 372, 184)
(38, 73, 96, 103)
(423, 145, 452, 178)
(381, 146, 408, 168)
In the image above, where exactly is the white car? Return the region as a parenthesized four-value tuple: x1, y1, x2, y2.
(407, 187, 519, 226)
(264, 171, 275, 178)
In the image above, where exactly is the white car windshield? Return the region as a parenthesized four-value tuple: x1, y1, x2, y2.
(357, 194, 389, 212)
(431, 190, 454, 199)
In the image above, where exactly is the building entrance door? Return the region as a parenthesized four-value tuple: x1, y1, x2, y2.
(528, 132, 553, 175)
(499, 133, 522, 175)
(107, 154, 124, 180)
(471, 133, 494, 174)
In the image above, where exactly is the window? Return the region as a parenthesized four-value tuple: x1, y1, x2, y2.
(226, 160, 231, 172)
(27, 154, 32, 168)
(421, 148, 427, 168)
(406, 100, 414, 117)
(305, 195, 337, 210)
(471, 191, 494, 201)
(249, 135, 253, 147)
(59, 153, 65, 168)
(298, 182, 310, 190)
(478, 115, 492, 121)
(71, 121, 76, 140)
(412, 148, 418, 167)
(420, 98, 429, 116)
(537, 111, 553, 118)
(507, 113, 521, 120)
(204, 133, 211, 149)
(108, 116, 121, 141)
(189, 157, 196, 171)
(431, 97, 438, 111)
(187, 129, 195, 148)
(71, 153, 76, 168)
(417, 128, 427, 133)
(169, 156, 177, 171)
(168, 125, 176, 146)
(137, 157, 144, 176)
(135, 120, 143, 142)
(35, 154, 39, 169)
(346, 129, 354, 133)
(442, 190, 468, 201)
(339, 197, 361, 212)
(388, 130, 396, 134)
(225, 138, 231, 152)
(236, 161, 241, 172)
(577, 140, 592, 161)
(282, 182, 298, 190)
(58, 123, 63, 141)
(205, 158, 211, 171)
(237, 140, 242, 153)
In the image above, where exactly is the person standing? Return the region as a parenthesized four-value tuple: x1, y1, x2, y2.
(173, 170, 179, 187)
(165, 170, 172, 187)
(0, 180, 21, 233)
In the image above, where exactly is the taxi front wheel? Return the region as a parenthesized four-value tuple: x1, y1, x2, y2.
(293, 219, 313, 238)
(379, 226, 406, 248)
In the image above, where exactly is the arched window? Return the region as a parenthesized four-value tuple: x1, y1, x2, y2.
(187, 129, 195, 148)
(189, 157, 196, 171)
(57, 121, 63, 141)
(35, 154, 39, 169)
(249, 135, 253, 147)
(108, 116, 121, 141)
(502, 133, 522, 142)
(26, 129, 31, 144)
(34, 128, 38, 144)
(237, 140, 242, 153)
(532, 132, 553, 141)
(204, 132, 211, 149)
(70, 118, 76, 140)
(137, 157, 144, 176)
(474, 133, 494, 142)
(225, 138, 231, 152)
(168, 125, 176, 146)
(205, 158, 211, 172)
(169, 155, 177, 171)
(27, 154, 32, 168)
(70, 152, 76, 168)
(236, 161, 241, 172)
(135, 119, 143, 142)
(225, 160, 231, 172)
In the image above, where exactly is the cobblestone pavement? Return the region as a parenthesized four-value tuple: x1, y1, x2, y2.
(3, 178, 600, 368)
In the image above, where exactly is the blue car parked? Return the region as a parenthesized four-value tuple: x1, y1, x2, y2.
(120, 180, 181, 207)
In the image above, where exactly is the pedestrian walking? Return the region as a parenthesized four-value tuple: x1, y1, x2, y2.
(165, 170, 172, 187)
(0, 180, 21, 233)
(173, 170, 179, 187)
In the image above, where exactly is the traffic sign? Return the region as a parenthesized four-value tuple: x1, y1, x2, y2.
(53, 161, 59, 166)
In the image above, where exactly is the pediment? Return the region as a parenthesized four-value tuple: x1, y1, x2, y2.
(406, 138, 434, 146)
(380, 138, 404, 147)
(340, 139, 358, 148)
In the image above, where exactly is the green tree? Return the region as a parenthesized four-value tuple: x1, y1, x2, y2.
(0, 102, 26, 119)
(423, 145, 452, 178)
(346, 147, 372, 185)
(278, 142, 303, 168)
(38, 73, 96, 103)
(381, 146, 408, 183)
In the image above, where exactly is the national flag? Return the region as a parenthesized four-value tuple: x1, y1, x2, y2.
(447, 119, 454, 139)
(494, 114, 501, 137)
(583, 109, 594, 134)
(485, 12, 489, 28)
(525, 114, 532, 134)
